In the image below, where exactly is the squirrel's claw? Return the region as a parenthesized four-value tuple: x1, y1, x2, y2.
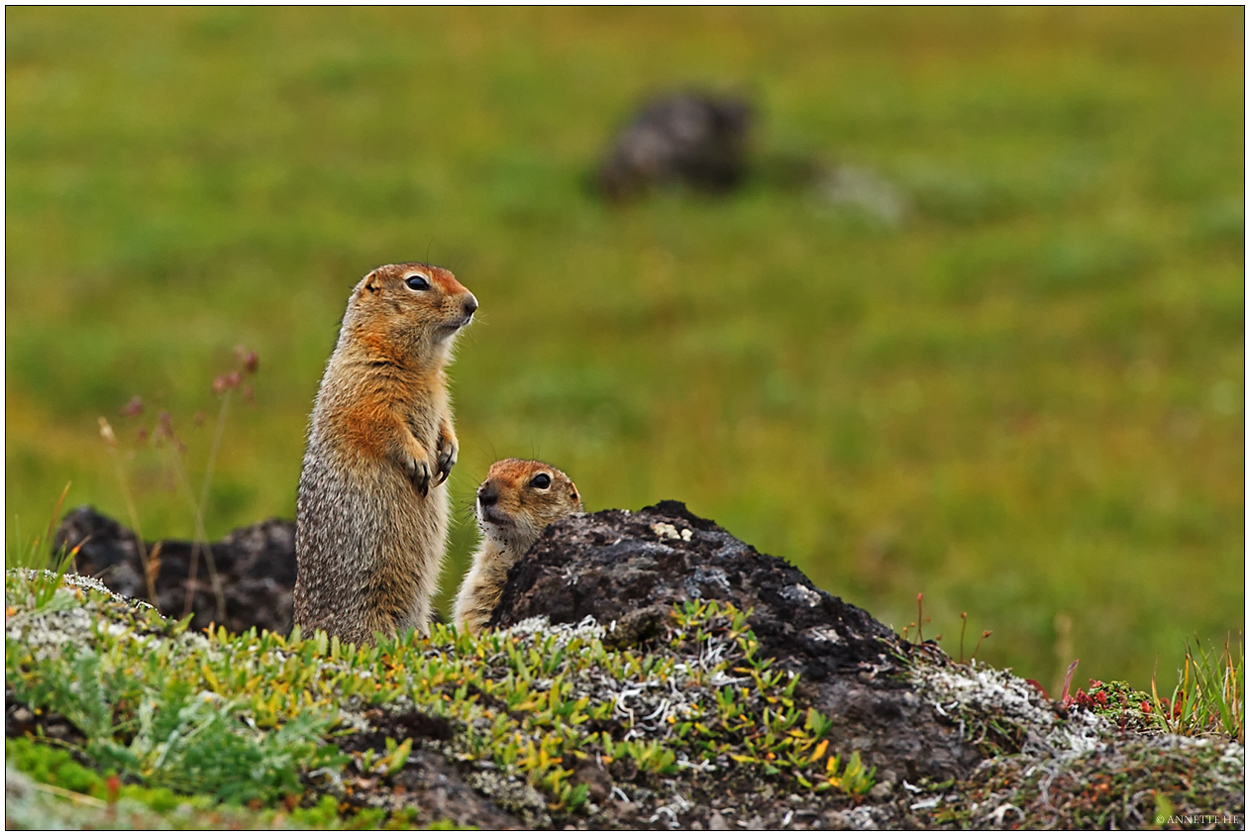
(434, 436, 458, 487)
(407, 458, 433, 497)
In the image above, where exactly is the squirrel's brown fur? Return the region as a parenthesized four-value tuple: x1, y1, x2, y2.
(453, 459, 582, 634)
(295, 262, 477, 645)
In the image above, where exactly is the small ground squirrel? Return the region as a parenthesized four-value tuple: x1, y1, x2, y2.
(453, 459, 583, 634)
(295, 262, 477, 645)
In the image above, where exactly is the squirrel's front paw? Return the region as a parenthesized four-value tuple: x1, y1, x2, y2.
(434, 434, 457, 487)
(406, 456, 434, 497)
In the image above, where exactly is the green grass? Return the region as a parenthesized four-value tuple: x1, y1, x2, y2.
(5, 7, 1243, 691)
(1152, 636, 1245, 743)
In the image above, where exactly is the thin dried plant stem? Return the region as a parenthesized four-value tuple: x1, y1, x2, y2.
(42, 482, 71, 548)
(102, 421, 159, 605)
(29, 778, 109, 809)
(972, 630, 991, 660)
(916, 593, 924, 643)
(165, 436, 226, 623)
(195, 389, 234, 621)
(41, 481, 74, 568)
(1224, 635, 1243, 742)
(164, 448, 203, 617)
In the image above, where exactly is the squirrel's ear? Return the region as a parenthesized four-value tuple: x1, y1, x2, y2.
(360, 271, 382, 294)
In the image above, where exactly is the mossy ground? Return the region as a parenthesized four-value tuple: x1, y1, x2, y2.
(5, 571, 879, 828)
(925, 735, 1244, 830)
(5, 570, 1244, 829)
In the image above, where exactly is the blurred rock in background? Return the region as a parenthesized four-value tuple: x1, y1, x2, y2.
(597, 91, 753, 200)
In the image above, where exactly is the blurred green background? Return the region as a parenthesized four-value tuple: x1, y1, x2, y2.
(6, 7, 1243, 692)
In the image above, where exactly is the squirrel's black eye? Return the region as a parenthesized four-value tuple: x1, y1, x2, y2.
(529, 473, 551, 489)
(405, 274, 431, 291)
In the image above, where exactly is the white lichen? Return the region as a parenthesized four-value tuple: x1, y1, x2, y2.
(650, 522, 692, 542)
(911, 659, 1107, 757)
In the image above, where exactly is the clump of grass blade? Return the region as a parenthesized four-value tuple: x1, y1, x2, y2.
(1151, 636, 1244, 743)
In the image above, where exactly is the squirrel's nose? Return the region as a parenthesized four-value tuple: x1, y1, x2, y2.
(462, 294, 478, 319)
(477, 482, 498, 507)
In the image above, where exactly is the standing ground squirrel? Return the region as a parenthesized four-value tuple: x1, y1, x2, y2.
(453, 459, 583, 634)
(295, 262, 477, 645)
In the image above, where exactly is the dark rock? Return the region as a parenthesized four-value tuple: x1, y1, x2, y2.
(5, 694, 79, 747)
(53, 505, 297, 635)
(5, 696, 38, 739)
(597, 91, 752, 200)
(492, 500, 985, 782)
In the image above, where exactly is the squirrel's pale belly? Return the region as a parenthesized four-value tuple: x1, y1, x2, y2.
(294, 443, 448, 644)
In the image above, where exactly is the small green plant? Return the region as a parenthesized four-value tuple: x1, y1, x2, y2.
(6, 737, 111, 797)
(5, 736, 370, 829)
(5, 494, 88, 624)
(7, 587, 349, 808)
(1150, 636, 1244, 743)
(818, 750, 877, 798)
(1056, 678, 1159, 735)
(355, 737, 414, 778)
(30, 550, 78, 612)
(8, 482, 70, 567)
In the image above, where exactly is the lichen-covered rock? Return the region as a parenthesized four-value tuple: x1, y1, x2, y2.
(492, 500, 985, 781)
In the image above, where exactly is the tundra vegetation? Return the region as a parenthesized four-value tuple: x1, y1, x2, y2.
(4, 566, 1244, 828)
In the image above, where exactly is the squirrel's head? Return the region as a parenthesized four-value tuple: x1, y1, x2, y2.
(476, 458, 583, 552)
(343, 262, 478, 364)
